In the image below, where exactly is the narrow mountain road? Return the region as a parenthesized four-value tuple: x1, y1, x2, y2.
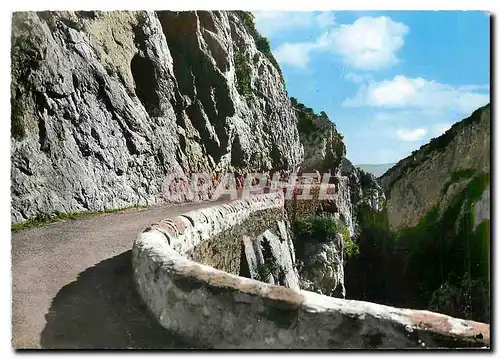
(11, 201, 226, 349)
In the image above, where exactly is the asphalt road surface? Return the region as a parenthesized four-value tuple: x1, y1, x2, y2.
(11, 202, 223, 349)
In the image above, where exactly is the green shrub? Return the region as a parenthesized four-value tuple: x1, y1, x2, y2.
(428, 274, 489, 322)
(11, 30, 42, 141)
(426, 104, 488, 154)
(293, 213, 359, 260)
(254, 260, 282, 282)
(467, 172, 490, 202)
(294, 101, 320, 136)
(291, 98, 343, 143)
(345, 237, 360, 259)
(255, 36, 271, 53)
(382, 104, 489, 189)
(147, 106, 164, 118)
(293, 214, 339, 244)
(358, 169, 374, 189)
(234, 53, 252, 96)
(252, 53, 259, 65)
(346, 172, 490, 320)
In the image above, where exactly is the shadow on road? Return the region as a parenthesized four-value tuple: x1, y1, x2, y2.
(40, 251, 202, 349)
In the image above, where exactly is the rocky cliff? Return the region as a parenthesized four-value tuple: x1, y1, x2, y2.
(11, 11, 303, 224)
(286, 100, 387, 299)
(10, 9, 385, 304)
(347, 104, 491, 323)
(292, 98, 345, 173)
(380, 104, 490, 231)
(341, 158, 386, 214)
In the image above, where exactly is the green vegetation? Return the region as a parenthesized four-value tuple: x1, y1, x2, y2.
(254, 259, 282, 283)
(234, 53, 252, 97)
(440, 169, 476, 195)
(11, 206, 147, 232)
(147, 106, 164, 118)
(426, 104, 489, 154)
(293, 214, 339, 243)
(290, 97, 337, 136)
(11, 28, 42, 141)
(292, 214, 358, 260)
(358, 169, 375, 189)
(345, 236, 360, 259)
(467, 172, 490, 203)
(428, 273, 489, 323)
(236, 11, 284, 83)
(345, 172, 490, 322)
(11, 98, 26, 141)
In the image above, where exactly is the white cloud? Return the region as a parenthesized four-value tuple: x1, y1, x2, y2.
(344, 72, 373, 84)
(271, 16, 409, 70)
(253, 11, 335, 37)
(315, 11, 336, 28)
(397, 128, 427, 142)
(323, 16, 409, 70)
(343, 75, 490, 115)
(273, 42, 317, 68)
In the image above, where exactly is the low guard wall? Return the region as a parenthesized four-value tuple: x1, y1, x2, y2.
(132, 192, 490, 349)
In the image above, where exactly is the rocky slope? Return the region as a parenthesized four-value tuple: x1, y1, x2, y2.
(286, 100, 387, 299)
(289, 161, 385, 299)
(341, 158, 386, 214)
(347, 104, 491, 323)
(380, 104, 490, 231)
(292, 98, 346, 173)
(11, 11, 303, 224)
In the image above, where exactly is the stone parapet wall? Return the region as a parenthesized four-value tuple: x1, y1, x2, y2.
(132, 192, 490, 349)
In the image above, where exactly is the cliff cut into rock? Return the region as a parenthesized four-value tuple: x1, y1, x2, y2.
(11, 11, 303, 224)
(380, 104, 490, 231)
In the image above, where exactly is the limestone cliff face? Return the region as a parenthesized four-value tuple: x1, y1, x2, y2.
(290, 163, 386, 299)
(292, 99, 345, 173)
(474, 184, 490, 230)
(298, 233, 345, 298)
(341, 158, 386, 214)
(10, 11, 303, 223)
(380, 104, 490, 230)
(291, 112, 387, 298)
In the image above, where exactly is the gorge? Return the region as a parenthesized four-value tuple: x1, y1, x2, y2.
(10, 10, 490, 349)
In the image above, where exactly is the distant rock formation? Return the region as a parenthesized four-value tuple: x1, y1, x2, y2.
(342, 158, 386, 214)
(355, 163, 395, 178)
(347, 104, 491, 323)
(380, 104, 490, 231)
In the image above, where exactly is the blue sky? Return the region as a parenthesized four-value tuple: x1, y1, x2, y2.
(253, 11, 490, 165)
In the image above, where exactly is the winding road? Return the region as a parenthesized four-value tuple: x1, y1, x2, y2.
(11, 201, 224, 349)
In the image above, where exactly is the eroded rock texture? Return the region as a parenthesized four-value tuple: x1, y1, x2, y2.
(292, 99, 345, 173)
(379, 104, 490, 230)
(298, 233, 345, 298)
(341, 158, 386, 213)
(11, 11, 303, 223)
